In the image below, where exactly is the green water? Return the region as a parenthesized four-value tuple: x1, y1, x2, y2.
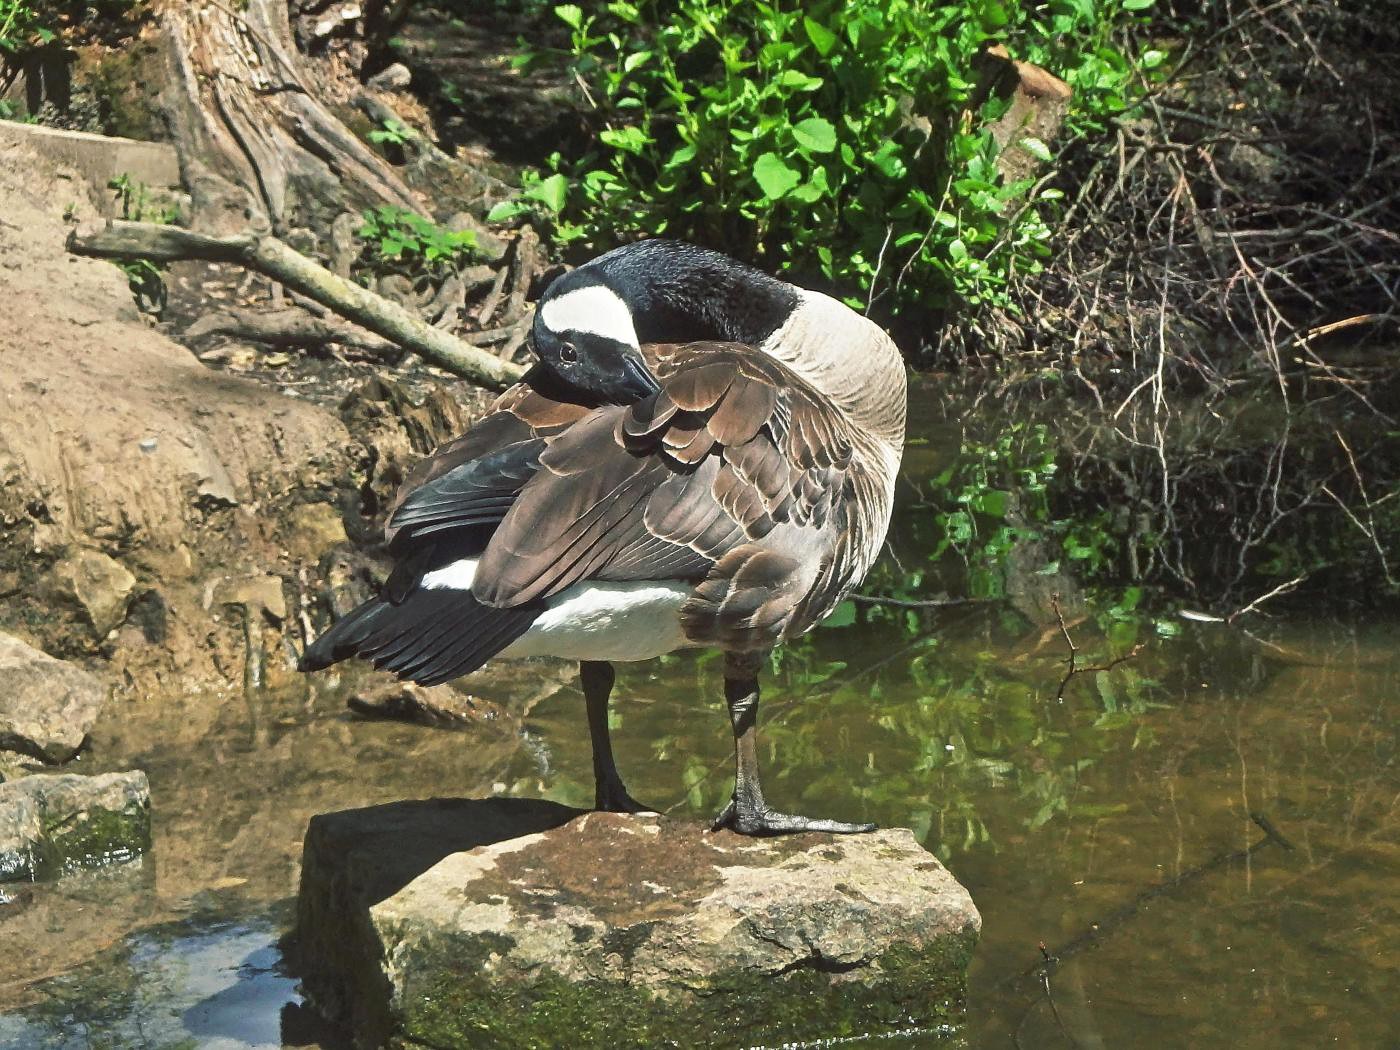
(1, 383, 1396, 1048)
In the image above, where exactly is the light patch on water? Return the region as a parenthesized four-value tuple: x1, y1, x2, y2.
(0, 921, 301, 1050)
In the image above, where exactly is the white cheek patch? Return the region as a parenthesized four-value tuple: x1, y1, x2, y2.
(539, 285, 639, 348)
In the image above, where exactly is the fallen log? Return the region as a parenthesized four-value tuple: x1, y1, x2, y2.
(184, 306, 402, 359)
(67, 220, 526, 392)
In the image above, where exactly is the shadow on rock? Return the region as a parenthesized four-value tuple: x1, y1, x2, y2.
(287, 796, 584, 1045)
(297, 796, 584, 908)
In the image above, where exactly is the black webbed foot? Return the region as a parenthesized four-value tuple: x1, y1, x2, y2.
(711, 798, 876, 837)
(595, 775, 656, 815)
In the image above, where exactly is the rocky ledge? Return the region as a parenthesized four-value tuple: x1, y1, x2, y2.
(0, 632, 108, 764)
(294, 799, 980, 1049)
(0, 771, 151, 882)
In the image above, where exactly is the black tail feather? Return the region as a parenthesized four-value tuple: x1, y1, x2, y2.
(298, 587, 540, 684)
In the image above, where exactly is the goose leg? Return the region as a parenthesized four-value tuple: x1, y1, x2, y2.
(581, 660, 651, 813)
(711, 651, 877, 836)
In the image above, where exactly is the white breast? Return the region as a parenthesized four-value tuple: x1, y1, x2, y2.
(421, 559, 694, 663)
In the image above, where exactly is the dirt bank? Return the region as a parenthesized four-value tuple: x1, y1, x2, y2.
(0, 140, 402, 701)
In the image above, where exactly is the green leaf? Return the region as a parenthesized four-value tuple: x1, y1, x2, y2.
(1121, 0, 1154, 8)
(486, 200, 528, 223)
(623, 50, 652, 73)
(524, 173, 569, 213)
(971, 490, 1011, 518)
(803, 16, 838, 57)
(821, 601, 858, 628)
(600, 125, 648, 154)
(792, 116, 836, 153)
(1020, 136, 1053, 163)
(870, 141, 906, 178)
(554, 4, 584, 29)
(790, 166, 829, 203)
(752, 152, 800, 199)
(778, 69, 823, 92)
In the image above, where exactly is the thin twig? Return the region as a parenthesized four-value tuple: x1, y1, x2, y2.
(1050, 593, 1144, 703)
(1224, 573, 1307, 624)
(848, 593, 993, 610)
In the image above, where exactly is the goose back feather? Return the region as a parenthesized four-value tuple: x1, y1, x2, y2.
(303, 271, 906, 679)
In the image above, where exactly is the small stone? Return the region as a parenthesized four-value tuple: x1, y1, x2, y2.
(51, 549, 137, 636)
(138, 436, 158, 453)
(347, 681, 505, 729)
(0, 633, 107, 763)
(367, 63, 412, 92)
(294, 806, 980, 1047)
(289, 503, 348, 561)
(212, 574, 287, 622)
(195, 470, 241, 508)
(0, 771, 150, 882)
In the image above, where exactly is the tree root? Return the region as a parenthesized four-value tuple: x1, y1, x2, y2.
(67, 219, 526, 391)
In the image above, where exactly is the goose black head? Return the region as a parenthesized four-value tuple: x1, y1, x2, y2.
(531, 268, 660, 405)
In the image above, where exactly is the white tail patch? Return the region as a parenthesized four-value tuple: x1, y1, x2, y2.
(419, 558, 693, 662)
(504, 579, 693, 662)
(421, 558, 479, 590)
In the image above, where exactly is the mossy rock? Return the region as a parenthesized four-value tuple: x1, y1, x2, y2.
(294, 802, 981, 1048)
(394, 930, 976, 1049)
(0, 771, 150, 882)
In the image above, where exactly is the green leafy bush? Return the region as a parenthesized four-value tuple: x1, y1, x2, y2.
(0, 0, 142, 54)
(107, 173, 173, 313)
(0, 0, 55, 52)
(506, 0, 1155, 323)
(358, 205, 480, 274)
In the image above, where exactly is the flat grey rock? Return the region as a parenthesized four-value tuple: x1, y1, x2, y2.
(0, 770, 150, 882)
(0, 632, 107, 762)
(295, 800, 980, 1048)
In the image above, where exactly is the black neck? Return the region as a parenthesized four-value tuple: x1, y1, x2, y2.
(587, 240, 800, 346)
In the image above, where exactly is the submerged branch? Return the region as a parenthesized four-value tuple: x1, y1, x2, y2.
(66, 220, 527, 392)
(1050, 593, 1144, 703)
(848, 593, 994, 610)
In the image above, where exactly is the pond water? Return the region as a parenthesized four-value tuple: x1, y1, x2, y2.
(1, 380, 1396, 1049)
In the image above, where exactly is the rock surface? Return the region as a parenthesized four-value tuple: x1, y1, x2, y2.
(0, 633, 107, 763)
(0, 770, 150, 882)
(295, 802, 980, 1049)
(0, 139, 356, 693)
(51, 549, 138, 637)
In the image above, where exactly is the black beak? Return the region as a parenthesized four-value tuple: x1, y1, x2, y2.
(619, 355, 661, 401)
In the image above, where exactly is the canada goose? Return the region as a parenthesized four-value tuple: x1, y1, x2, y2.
(301, 240, 907, 835)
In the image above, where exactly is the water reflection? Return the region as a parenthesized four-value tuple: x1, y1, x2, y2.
(1, 380, 1395, 1048)
(0, 918, 302, 1050)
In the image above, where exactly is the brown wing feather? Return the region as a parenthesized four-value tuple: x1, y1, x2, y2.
(472, 342, 873, 650)
(388, 378, 591, 534)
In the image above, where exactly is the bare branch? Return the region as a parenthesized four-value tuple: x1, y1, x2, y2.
(67, 220, 526, 392)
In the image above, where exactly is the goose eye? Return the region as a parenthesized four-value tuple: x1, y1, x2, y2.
(559, 342, 578, 363)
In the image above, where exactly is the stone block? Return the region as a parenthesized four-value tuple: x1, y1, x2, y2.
(0, 770, 150, 882)
(0, 633, 107, 763)
(294, 800, 980, 1048)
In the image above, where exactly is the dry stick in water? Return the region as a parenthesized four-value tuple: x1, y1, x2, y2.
(66, 220, 527, 392)
(1049, 592, 1144, 703)
(1008, 812, 1295, 1049)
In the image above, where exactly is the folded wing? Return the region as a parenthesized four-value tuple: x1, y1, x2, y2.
(474, 343, 868, 650)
